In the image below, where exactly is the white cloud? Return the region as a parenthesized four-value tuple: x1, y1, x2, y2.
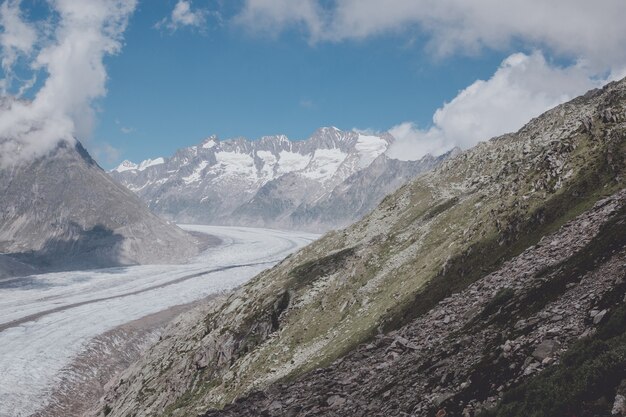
(236, 2, 626, 162)
(235, 0, 322, 37)
(236, 0, 626, 72)
(236, 1, 626, 161)
(91, 142, 121, 165)
(157, 0, 207, 32)
(299, 98, 314, 109)
(0, 0, 37, 94)
(0, 0, 137, 168)
(386, 52, 605, 160)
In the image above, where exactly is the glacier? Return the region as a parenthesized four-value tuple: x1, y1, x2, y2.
(0, 225, 318, 417)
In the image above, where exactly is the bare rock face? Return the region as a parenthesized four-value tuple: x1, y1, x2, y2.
(613, 380, 626, 416)
(98, 78, 626, 417)
(0, 141, 199, 276)
(531, 339, 560, 361)
(110, 128, 451, 232)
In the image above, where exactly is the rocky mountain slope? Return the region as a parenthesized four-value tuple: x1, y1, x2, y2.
(0, 141, 199, 276)
(0, 254, 38, 279)
(97, 78, 626, 417)
(110, 128, 450, 232)
(204, 190, 625, 417)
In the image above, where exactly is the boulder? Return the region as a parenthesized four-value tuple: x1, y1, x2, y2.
(532, 339, 560, 361)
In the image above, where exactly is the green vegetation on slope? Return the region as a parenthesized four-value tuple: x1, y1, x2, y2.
(164, 83, 626, 413)
(481, 301, 626, 417)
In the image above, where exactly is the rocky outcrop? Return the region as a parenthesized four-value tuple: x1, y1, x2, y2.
(0, 141, 199, 276)
(98, 78, 626, 417)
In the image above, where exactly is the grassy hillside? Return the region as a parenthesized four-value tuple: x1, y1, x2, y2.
(101, 79, 626, 417)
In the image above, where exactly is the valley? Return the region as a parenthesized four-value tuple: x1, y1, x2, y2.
(0, 226, 317, 417)
(1, 2, 624, 415)
(96, 78, 626, 417)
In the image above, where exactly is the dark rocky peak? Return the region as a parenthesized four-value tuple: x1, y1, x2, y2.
(0, 139, 199, 276)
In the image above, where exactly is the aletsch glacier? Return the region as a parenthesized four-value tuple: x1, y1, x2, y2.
(0, 126, 448, 417)
(0, 225, 317, 417)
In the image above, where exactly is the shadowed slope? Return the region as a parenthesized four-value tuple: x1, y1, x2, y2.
(0, 141, 199, 276)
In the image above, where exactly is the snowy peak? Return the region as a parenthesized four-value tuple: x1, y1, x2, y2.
(138, 157, 165, 171)
(112, 128, 391, 184)
(201, 136, 218, 149)
(113, 160, 138, 172)
(113, 157, 165, 173)
(109, 127, 441, 231)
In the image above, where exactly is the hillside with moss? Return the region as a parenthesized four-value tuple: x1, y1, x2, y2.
(97, 78, 626, 417)
(204, 178, 626, 417)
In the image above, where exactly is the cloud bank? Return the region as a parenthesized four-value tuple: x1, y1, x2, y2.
(387, 52, 606, 160)
(237, 0, 626, 160)
(0, 0, 37, 94)
(0, 0, 137, 168)
(237, 0, 626, 70)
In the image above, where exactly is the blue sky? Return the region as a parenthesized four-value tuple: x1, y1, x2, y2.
(0, 0, 625, 169)
(96, 1, 504, 165)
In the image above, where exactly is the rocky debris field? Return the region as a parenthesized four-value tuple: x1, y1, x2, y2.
(204, 189, 626, 417)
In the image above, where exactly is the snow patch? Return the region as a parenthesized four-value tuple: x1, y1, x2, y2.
(202, 139, 217, 149)
(301, 148, 347, 181)
(138, 157, 165, 171)
(257, 150, 278, 178)
(355, 135, 388, 168)
(214, 151, 256, 178)
(113, 160, 138, 173)
(182, 161, 209, 184)
(277, 151, 311, 175)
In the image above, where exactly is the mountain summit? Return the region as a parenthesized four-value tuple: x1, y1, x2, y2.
(0, 140, 199, 277)
(110, 128, 450, 231)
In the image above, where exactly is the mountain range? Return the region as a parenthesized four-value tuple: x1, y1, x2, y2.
(96, 78, 626, 417)
(110, 128, 454, 232)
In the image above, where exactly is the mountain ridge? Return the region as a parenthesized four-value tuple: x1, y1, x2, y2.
(110, 128, 452, 231)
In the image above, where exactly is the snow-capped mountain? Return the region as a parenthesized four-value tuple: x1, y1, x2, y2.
(113, 157, 166, 173)
(110, 128, 452, 231)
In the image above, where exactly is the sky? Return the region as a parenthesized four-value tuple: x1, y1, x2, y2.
(0, 0, 626, 169)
